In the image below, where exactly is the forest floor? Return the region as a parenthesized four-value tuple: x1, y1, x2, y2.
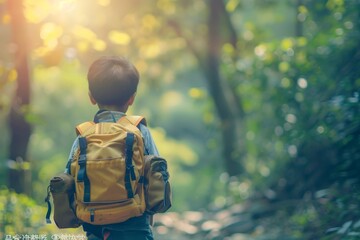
(152, 201, 299, 240)
(150, 197, 355, 240)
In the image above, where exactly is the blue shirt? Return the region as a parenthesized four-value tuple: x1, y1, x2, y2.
(66, 110, 158, 236)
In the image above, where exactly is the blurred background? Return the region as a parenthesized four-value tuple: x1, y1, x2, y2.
(0, 0, 359, 239)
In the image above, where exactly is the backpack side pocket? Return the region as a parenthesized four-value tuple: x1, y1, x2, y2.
(144, 155, 172, 214)
(49, 172, 81, 228)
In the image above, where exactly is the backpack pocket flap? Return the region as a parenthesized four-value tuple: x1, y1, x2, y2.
(76, 194, 145, 225)
(50, 173, 75, 193)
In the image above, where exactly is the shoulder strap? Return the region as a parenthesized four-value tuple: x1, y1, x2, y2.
(75, 116, 145, 135)
(119, 115, 147, 127)
(75, 121, 95, 135)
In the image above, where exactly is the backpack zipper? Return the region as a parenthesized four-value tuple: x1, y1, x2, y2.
(89, 209, 95, 222)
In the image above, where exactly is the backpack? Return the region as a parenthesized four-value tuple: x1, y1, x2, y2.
(70, 115, 146, 225)
(45, 115, 172, 227)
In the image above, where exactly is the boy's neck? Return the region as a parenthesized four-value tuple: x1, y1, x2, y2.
(98, 104, 128, 113)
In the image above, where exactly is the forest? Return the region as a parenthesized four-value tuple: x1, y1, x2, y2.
(0, 0, 359, 239)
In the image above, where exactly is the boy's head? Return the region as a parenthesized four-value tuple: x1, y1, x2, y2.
(87, 56, 139, 109)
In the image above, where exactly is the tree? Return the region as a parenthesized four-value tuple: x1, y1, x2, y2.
(168, 0, 245, 176)
(7, 0, 32, 194)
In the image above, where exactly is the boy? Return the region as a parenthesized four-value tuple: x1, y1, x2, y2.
(66, 56, 158, 240)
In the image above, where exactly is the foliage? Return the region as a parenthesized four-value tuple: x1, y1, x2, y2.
(237, 0, 360, 195)
(0, 187, 84, 238)
(213, 0, 360, 238)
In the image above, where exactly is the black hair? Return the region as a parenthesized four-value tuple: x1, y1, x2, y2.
(87, 56, 139, 106)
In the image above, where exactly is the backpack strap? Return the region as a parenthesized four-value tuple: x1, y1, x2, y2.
(77, 137, 91, 202)
(76, 116, 145, 134)
(125, 132, 136, 198)
(76, 121, 95, 136)
(74, 122, 93, 203)
(120, 115, 147, 127)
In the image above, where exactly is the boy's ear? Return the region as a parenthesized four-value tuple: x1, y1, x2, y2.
(127, 93, 136, 106)
(88, 92, 97, 105)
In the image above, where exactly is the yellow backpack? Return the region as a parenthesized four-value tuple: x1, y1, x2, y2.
(45, 115, 172, 227)
(70, 115, 146, 225)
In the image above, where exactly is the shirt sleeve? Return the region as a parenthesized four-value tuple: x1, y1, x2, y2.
(138, 124, 159, 156)
(65, 137, 79, 173)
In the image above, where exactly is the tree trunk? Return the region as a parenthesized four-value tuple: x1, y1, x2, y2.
(205, 0, 244, 176)
(7, 0, 32, 194)
(168, 0, 245, 176)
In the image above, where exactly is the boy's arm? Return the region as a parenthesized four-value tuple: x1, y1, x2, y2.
(138, 124, 159, 156)
(65, 137, 79, 174)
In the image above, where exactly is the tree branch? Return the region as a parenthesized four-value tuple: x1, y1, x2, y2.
(167, 19, 206, 72)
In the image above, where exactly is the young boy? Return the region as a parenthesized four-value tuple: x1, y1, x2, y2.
(66, 56, 158, 240)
